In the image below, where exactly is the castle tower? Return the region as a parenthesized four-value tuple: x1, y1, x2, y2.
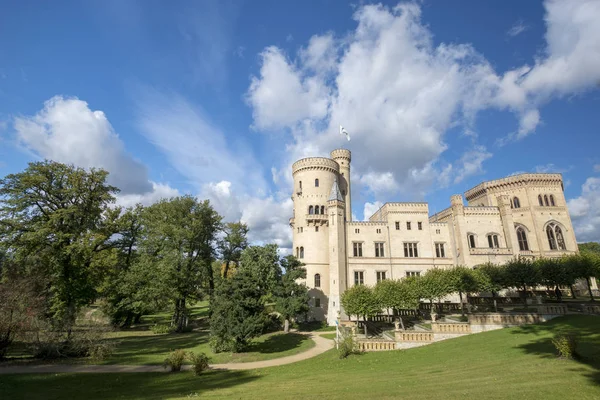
(291, 156, 340, 320)
(450, 194, 467, 265)
(327, 179, 347, 325)
(330, 149, 352, 221)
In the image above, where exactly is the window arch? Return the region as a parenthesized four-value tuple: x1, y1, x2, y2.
(538, 195, 543, 206)
(546, 223, 566, 250)
(468, 234, 476, 249)
(487, 233, 499, 248)
(299, 246, 304, 258)
(314, 205, 319, 215)
(516, 227, 529, 251)
(308, 205, 314, 215)
(513, 197, 521, 209)
(544, 195, 549, 206)
(550, 194, 555, 206)
(315, 178, 319, 187)
(295, 247, 299, 257)
(320, 205, 325, 214)
(314, 273, 321, 288)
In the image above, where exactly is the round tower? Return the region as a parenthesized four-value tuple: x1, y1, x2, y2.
(291, 157, 339, 320)
(330, 149, 352, 221)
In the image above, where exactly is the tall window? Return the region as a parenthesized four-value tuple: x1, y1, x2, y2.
(513, 197, 521, 208)
(406, 271, 420, 277)
(487, 234, 499, 249)
(315, 178, 319, 187)
(406, 222, 412, 230)
(355, 228, 360, 234)
(353, 242, 363, 257)
(299, 181, 302, 190)
(547, 223, 566, 250)
(320, 206, 325, 214)
(376, 271, 387, 283)
(517, 227, 529, 251)
(544, 195, 549, 206)
(376, 228, 381, 234)
(468, 234, 476, 249)
(315, 226, 319, 232)
(435, 243, 445, 258)
(550, 195, 556, 206)
(538, 195, 544, 206)
(418, 222, 423, 230)
(299, 246, 304, 258)
(395, 221, 400, 230)
(354, 271, 364, 285)
(295, 247, 299, 257)
(314, 273, 321, 288)
(375, 242, 385, 257)
(308, 205, 314, 214)
(315, 297, 321, 308)
(404, 242, 418, 257)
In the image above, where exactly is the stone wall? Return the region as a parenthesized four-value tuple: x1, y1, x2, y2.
(431, 322, 471, 334)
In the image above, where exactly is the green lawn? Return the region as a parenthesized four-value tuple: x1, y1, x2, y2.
(2, 315, 599, 399)
(320, 333, 336, 340)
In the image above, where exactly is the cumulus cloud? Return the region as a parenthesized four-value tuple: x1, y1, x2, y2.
(568, 177, 600, 242)
(363, 201, 384, 221)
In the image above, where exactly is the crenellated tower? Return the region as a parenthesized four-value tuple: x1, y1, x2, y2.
(327, 179, 347, 325)
(330, 149, 352, 222)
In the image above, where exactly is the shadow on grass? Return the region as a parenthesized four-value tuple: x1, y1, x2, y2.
(511, 315, 600, 386)
(244, 333, 309, 354)
(0, 369, 260, 400)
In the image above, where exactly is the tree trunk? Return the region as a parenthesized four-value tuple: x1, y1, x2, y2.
(284, 319, 290, 333)
(363, 316, 367, 337)
(521, 287, 528, 309)
(122, 312, 133, 328)
(570, 285, 577, 299)
(133, 313, 142, 324)
(586, 277, 595, 302)
(223, 260, 230, 278)
(399, 316, 405, 331)
(459, 291, 465, 316)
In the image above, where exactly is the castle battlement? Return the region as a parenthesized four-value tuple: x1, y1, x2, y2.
(292, 157, 340, 175)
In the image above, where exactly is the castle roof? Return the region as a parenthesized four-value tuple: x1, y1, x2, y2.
(329, 179, 344, 202)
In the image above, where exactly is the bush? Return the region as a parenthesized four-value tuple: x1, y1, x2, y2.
(151, 324, 172, 334)
(337, 328, 359, 359)
(552, 332, 579, 359)
(262, 313, 283, 333)
(163, 349, 187, 372)
(88, 340, 117, 362)
(188, 352, 211, 375)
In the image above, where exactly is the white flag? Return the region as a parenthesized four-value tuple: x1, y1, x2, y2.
(339, 125, 350, 141)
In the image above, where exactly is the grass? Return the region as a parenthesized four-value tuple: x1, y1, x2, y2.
(2, 315, 599, 399)
(320, 333, 336, 340)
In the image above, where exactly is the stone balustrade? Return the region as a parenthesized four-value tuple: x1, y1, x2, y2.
(582, 304, 600, 314)
(395, 331, 434, 342)
(537, 304, 568, 315)
(469, 313, 543, 326)
(357, 340, 396, 351)
(431, 322, 471, 334)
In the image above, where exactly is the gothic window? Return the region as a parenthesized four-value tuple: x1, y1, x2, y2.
(547, 223, 566, 250)
(550, 195, 556, 206)
(544, 195, 549, 206)
(295, 247, 299, 257)
(314, 273, 321, 288)
(513, 197, 521, 208)
(315, 179, 319, 187)
(375, 242, 385, 257)
(510, 198, 514, 208)
(308, 206, 314, 215)
(538, 195, 544, 206)
(299, 246, 304, 258)
(487, 234, 499, 249)
(321, 206, 325, 214)
(468, 234, 476, 249)
(516, 227, 529, 251)
(555, 226, 566, 250)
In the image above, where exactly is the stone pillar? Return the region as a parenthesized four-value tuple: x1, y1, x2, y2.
(497, 195, 519, 253)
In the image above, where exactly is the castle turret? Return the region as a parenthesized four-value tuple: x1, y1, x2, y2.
(330, 149, 352, 222)
(327, 179, 346, 325)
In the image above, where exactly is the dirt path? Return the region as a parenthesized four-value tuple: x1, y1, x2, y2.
(0, 332, 334, 374)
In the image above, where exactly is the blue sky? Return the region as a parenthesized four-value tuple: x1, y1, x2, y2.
(1, 0, 600, 249)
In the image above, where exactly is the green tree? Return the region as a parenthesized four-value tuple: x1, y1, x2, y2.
(535, 257, 576, 301)
(503, 258, 540, 308)
(238, 244, 281, 298)
(567, 253, 600, 302)
(218, 222, 249, 278)
(578, 242, 600, 254)
(140, 196, 222, 332)
(341, 285, 380, 336)
(476, 263, 506, 296)
(374, 279, 419, 330)
(0, 161, 119, 335)
(273, 255, 309, 333)
(420, 268, 453, 313)
(447, 266, 479, 316)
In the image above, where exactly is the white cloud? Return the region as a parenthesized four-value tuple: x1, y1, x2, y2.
(452, 146, 493, 184)
(568, 177, 600, 242)
(116, 182, 180, 208)
(507, 20, 529, 37)
(534, 163, 572, 173)
(363, 201, 384, 221)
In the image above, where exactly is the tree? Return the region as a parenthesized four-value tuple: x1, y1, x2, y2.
(0, 161, 120, 335)
(420, 268, 453, 313)
(578, 242, 600, 254)
(535, 257, 576, 301)
(476, 263, 506, 297)
(447, 266, 479, 316)
(274, 255, 309, 333)
(341, 285, 380, 336)
(567, 253, 600, 302)
(374, 279, 419, 330)
(140, 196, 222, 332)
(218, 222, 249, 278)
(238, 244, 281, 299)
(503, 258, 540, 308)
(209, 269, 267, 352)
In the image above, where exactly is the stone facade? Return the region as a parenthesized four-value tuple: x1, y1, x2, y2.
(290, 149, 591, 325)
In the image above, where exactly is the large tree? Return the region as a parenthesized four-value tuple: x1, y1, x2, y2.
(447, 266, 480, 316)
(567, 253, 599, 302)
(503, 258, 540, 308)
(341, 285, 380, 336)
(0, 161, 119, 335)
(273, 255, 309, 333)
(374, 279, 419, 330)
(218, 222, 249, 278)
(139, 196, 222, 332)
(535, 257, 576, 300)
(419, 268, 453, 313)
(238, 244, 281, 298)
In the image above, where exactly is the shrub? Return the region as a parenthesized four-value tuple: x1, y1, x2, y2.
(163, 349, 187, 372)
(88, 340, 117, 362)
(337, 328, 359, 359)
(262, 313, 283, 334)
(151, 324, 172, 334)
(188, 352, 211, 375)
(209, 335, 236, 353)
(552, 332, 579, 359)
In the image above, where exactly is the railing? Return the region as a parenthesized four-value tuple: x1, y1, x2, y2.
(305, 214, 328, 221)
(420, 303, 462, 312)
(357, 340, 396, 351)
(395, 331, 434, 342)
(432, 323, 471, 334)
(469, 247, 513, 256)
(537, 304, 568, 315)
(468, 297, 521, 305)
(582, 304, 600, 314)
(469, 313, 543, 325)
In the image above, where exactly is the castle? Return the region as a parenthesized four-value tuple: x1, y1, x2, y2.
(290, 149, 580, 325)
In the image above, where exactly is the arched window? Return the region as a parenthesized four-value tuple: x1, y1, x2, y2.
(320, 206, 325, 214)
(299, 181, 302, 189)
(547, 223, 566, 250)
(314, 273, 321, 288)
(510, 198, 514, 209)
(544, 195, 549, 206)
(538, 195, 543, 206)
(516, 227, 529, 251)
(513, 197, 521, 209)
(468, 234, 476, 249)
(308, 206, 314, 215)
(487, 234, 499, 249)
(550, 195, 556, 206)
(299, 246, 304, 258)
(295, 247, 299, 257)
(315, 179, 319, 187)
(555, 226, 566, 250)
(547, 225, 557, 250)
